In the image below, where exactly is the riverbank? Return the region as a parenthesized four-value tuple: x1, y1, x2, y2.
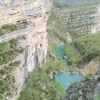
(63, 75, 100, 100)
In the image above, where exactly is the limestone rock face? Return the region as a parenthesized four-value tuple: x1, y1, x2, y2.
(0, 0, 50, 99)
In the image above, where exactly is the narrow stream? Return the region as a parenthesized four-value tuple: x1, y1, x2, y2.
(54, 45, 83, 88)
(55, 45, 66, 63)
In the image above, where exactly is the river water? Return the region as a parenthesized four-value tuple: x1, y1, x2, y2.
(54, 45, 83, 88)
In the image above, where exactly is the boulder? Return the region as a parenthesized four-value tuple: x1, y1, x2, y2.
(49, 53, 56, 60)
(63, 56, 68, 60)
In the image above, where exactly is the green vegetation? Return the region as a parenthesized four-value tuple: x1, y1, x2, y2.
(0, 38, 23, 99)
(46, 56, 66, 71)
(1, 1, 100, 100)
(0, 39, 23, 65)
(0, 61, 20, 76)
(19, 56, 64, 100)
(64, 44, 82, 67)
(9, 61, 20, 67)
(52, 1, 98, 42)
(47, 10, 67, 42)
(0, 28, 5, 36)
(74, 33, 100, 62)
(0, 80, 8, 94)
(0, 71, 15, 98)
(0, 20, 29, 36)
(0, 50, 18, 65)
(0, 75, 15, 98)
(0, 60, 20, 98)
(48, 30, 66, 43)
(96, 94, 100, 100)
(0, 42, 8, 54)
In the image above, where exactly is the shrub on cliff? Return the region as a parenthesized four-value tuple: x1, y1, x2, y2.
(0, 28, 4, 36)
(74, 33, 100, 62)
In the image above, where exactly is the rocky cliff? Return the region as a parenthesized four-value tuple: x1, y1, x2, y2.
(0, 0, 50, 100)
(63, 75, 100, 100)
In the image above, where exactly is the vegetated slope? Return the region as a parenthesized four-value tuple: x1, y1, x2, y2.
(51, 2, 100, 37)
(47, 9, 67, 42)
(74, 33, 100, 62)
(63, 75, 100, 100)
(64, 44, 82, 67)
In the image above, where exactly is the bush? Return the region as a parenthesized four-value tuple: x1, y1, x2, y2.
(0, 28, 4, 36)
(0, 80, 8, 94)
(1, 24, 17, 33)
(0, 42, 8, 54)
(74, 33, 100, 62)
(0, 50, 18, 65)
(9, 39, 17, 48)
(9, 61, 20, 67)
(0, 20, 29, 36)
(64, 44, 82, 67)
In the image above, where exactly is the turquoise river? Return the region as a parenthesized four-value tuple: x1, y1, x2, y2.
(54, 45, 83, 88)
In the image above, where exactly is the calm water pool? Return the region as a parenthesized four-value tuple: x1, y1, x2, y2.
(54, 45, 83, 88)
(55, 45, 65, 60)
(55, 44, 68, 64)
(55, 73, 83, 88)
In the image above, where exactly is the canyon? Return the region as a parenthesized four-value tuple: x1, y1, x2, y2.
(0, 0, 100, 100)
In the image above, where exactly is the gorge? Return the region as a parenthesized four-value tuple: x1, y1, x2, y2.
(0, 0, 100, 100)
